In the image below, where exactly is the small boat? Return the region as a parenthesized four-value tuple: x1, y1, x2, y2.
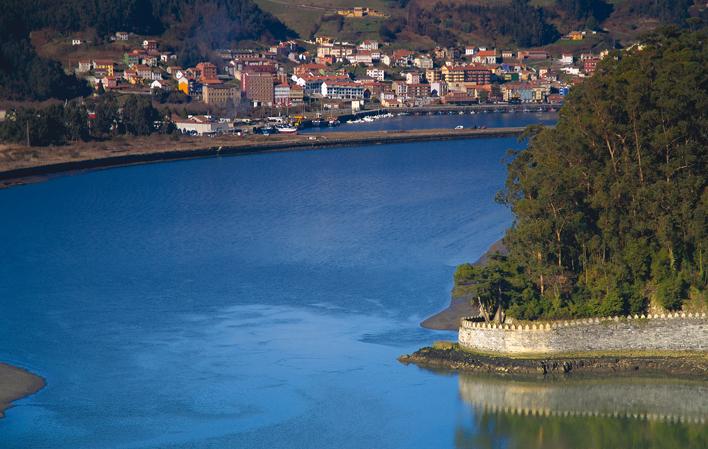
(311, 119, 322, 127)
(328, 120, 340, 127)
(454, 125, 464, 129)
(276, 125, 298, 134)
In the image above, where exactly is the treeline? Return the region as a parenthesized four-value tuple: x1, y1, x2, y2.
(403, 0, 560, 48)
(0, 0, 294, 100)
(391, 0, 698, 47)
(458, 28, 707, 321)
(0, 94, 174, 146)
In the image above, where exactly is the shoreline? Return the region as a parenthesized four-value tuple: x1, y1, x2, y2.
(399, 345, 708, 379)
(421, 239, 507, 330)
(0, 363, 45, 418)
(0, 127, 525, 190)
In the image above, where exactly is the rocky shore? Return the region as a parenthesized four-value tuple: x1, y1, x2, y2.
(399, 345, 708, 378)
(0, 363, 45, 418)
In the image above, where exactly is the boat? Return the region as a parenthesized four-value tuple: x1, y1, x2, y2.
(276, 125, 298, 134)
(311, 119, 322, 127)
(328, 119, 340, 127)
(454, 125, 464, 129)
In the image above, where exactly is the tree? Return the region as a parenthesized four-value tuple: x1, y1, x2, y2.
(122, 95, 159, 135)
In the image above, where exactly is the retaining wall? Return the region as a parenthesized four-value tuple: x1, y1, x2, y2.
(458, 313, 708, 354)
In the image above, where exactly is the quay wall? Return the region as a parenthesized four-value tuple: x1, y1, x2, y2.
(458, 313, 708, 354)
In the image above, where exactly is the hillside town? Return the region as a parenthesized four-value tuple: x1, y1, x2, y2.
(12, 30, 611, 136)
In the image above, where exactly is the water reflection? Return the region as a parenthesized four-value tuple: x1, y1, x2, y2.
(456, 374, 708, 449)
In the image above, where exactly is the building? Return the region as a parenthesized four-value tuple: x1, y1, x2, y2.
(471, 50, 498, 64)
(442, 66, 492, 84)
(560, 54, 574, 65)
(406, 83, 431, 98)
(425, 68, 442, 83)
(143, 40, 158, 51)
(414, 56, 434, 69)
(195, 62, 218, 81)
(567, 31, 584, 41)
(174, 115, 230, 135)
(366, 68, 385, 81)
(77, 61, 92, 73)
(93, 60, 115, 77)
(242, 72, 274, 106)
(321, 82, 365, 100)
(358, 40, 379, 51)
(203, 82, 237, 106)
(404, 72, 421, 84)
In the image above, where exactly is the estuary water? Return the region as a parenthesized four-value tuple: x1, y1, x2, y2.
(302, 111, 558, 133)
(0, 137, 706, 448)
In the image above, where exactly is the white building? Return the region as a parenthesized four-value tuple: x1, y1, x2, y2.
(174, 116, 230, 136)
(366, 68, 385, 81)
(560, 54, 574, 65)
(321, 82, 365, 100)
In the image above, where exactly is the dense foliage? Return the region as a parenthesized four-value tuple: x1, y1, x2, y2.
(0, 0, 293, 100)
(0, 94, 171, 145)
(405, 0, 560, 48)
(460, 28, 707, 321)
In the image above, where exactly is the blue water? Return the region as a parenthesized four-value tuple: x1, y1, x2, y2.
(302, 111, 557, 133)
(2, 137, 705, 449)
(0, 138, 515, 448)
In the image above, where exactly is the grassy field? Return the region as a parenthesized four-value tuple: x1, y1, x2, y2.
(254, 0, 396, 40)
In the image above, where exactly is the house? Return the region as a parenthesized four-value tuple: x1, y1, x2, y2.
(366, 68, 385, 81)
(567, 31, 584, 41)
(348, 51, 373, 66)
(520, 50, 548, 60)
(93, 60, 115, 77)
(583, 57, 600, 74)
(143, 40, 158, 51)
(150, 80, 164, 90)
(102, 76, 118, 89)
(414, 56, 434, 69)
(72, 38, 83, 46)
(471, 50, 498, 64)
(560, 54, 574, 65)
(358, 40, 379, 51)
(294, 64, 327, 77)
(115, 31, 129, 41)
(77, 61, 92, 73)
(501, 50, 515, 60)
(195, 62, 218, 81)
(465, 46, 476, 56)
(404, 72, 421, 84)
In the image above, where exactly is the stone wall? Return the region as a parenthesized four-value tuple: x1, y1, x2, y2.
(458, 313, 708, 354)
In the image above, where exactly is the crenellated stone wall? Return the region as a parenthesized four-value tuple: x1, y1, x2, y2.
(458, 313, 708, 354)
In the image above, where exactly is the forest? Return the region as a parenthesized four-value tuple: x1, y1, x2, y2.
(457, 27, 707, 321)
(0, 0, 293, 100)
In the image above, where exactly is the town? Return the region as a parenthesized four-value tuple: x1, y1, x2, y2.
(63, 29, 604, 135)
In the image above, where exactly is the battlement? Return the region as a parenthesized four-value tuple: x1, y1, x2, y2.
(458, 313, 708, 354)
(460, 312, 708, 331)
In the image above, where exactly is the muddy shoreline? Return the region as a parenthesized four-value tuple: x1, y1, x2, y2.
(399, 346, 708, 378)
(0, 363, 45, 418)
